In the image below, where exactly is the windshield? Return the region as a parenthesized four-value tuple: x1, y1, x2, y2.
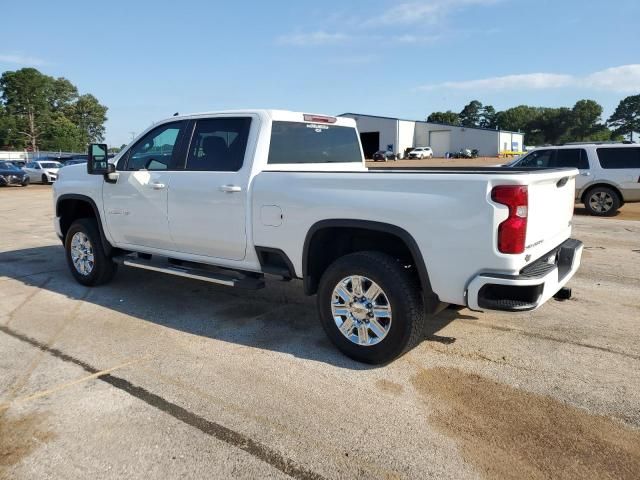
(40, 162, 62, 168)
(0, 161, 20, 170)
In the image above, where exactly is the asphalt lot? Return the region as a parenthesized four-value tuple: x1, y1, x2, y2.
(1, 184, 639, 479)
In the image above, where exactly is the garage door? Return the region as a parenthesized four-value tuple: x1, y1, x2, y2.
(429, 131, 450, 157)
(360, 132, 380, 159)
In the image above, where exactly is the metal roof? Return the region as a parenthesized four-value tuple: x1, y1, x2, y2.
(339, 112, 523, 135)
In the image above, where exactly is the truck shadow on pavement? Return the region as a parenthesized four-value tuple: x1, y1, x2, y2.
(1, 245, 469, 369)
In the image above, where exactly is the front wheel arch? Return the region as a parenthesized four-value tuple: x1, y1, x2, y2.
(56, 194, 115, 256)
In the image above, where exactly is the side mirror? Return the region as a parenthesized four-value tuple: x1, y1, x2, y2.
(87, 143, 109, 175)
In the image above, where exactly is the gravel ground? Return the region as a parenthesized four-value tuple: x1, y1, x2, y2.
(1, 184, 639, 479)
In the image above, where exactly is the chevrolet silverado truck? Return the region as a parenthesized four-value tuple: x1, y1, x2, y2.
(53, 110, 583, 363)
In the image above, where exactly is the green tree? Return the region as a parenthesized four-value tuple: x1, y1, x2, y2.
(608, 94, 640, 142)
(495, 105, 540, 132)
(0, 68, 52, 150)
(459, 100, 483, 127)
(479, 105, 497, 129)
(536, 107, 573, 144)
(66, 94, 108, 144)
(42, 115, 83, 151)
(569, 99, 604, 141)
(0, 104, 19, 147)
(427, 110, 460, 125)
(0, 68, 108, 151)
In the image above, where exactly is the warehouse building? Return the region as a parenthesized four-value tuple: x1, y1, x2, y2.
(339, 113, 524, 158)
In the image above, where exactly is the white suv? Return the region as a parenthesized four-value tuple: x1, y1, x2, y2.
(507, 143, 640, 216)
(408, 147, 433, 159)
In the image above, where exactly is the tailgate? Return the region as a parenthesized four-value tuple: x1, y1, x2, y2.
(525, 170, 576, 260)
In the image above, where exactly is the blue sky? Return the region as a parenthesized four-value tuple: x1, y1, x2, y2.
(1, 0, 639, 147)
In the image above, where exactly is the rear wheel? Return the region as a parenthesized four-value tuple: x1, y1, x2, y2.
(65, 218, 117, 286)
(317, 251, 424, 364)
(584, 186, 620, 217)
(21, 177, 29, 187)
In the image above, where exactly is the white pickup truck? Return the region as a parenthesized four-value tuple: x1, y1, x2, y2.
(53, 110, 583, 363)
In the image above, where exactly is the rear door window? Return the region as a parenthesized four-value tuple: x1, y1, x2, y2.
(596, 147, 640, 169)
(184, 117, 252, 172)
(268, 121, 362, 164)
(554, 149, 589, 169)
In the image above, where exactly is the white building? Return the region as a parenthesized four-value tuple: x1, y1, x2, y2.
(339, 113, 524, 158)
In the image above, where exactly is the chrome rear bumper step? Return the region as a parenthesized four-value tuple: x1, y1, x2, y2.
(113, 255, 265, 289)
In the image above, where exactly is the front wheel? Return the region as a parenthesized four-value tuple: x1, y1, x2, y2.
(41, 174, 49, 185)
(65, 218, 117, 286)
(584, 186, 620, 217)
(317, 251, 424, 364)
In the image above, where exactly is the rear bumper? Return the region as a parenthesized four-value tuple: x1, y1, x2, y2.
(466, 238, 583, 312)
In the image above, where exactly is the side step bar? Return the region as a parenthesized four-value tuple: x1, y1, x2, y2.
(113, 255, 265, 290)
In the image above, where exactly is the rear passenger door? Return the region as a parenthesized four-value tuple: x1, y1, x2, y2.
(167, 116, 255, 260)
(595, 147, 640, 201)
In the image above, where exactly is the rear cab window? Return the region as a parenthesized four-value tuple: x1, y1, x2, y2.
(267, 121, 362, 164)
(596, 147, 640, 169)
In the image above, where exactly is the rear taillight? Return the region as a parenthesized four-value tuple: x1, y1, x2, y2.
(492, 185, 528, 254)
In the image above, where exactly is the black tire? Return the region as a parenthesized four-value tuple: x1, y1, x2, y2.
(584, 186, 620, 217)
(21, 177, 29, 187)
(317, 251, 424, 364)
(41, 174, 49, 185)
(65, 218, 117, 286)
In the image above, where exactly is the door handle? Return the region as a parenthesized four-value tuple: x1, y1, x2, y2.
(580, 172, 591, 176)
(150, 182, 166, 190)
(219, 185, 242, 193)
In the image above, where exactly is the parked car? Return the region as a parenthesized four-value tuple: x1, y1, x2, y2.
(53, 109, 582, 364)
(10, 160, 26, 168)
(63, 158, 88, 167)
(23, 160, 62, 184)
(504, 143, 640, 216)
(408, 147, 433, 159)
(448, 149, 479, 159)
(372, 150, 398, 161)
(0, 161, 29, 187)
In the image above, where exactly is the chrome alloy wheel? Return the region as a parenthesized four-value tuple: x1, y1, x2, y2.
(589, 191, 614, 213)
(331, 275, 392, 346)
(70, 231, 95, 276)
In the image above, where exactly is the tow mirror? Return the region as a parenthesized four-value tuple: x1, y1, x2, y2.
(87, 143, 109, 175)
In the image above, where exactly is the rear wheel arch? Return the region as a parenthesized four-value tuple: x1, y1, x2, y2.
(580, 183, 623, 205)
(56, 194, 114, 256)
(302, 219, 441, 313)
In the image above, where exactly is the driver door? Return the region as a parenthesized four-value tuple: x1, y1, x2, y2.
(102, 121, 186, 251)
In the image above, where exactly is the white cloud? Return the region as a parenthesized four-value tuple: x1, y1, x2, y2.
(275, 31, 349, 47)
(583, 64, 640, 93)
(364, 0, 499, 26)
(416, 65, 640, 92)
(328, 54, 378, 65)
(0, 53, 47, 66)
(392, 34, 441, 44)
(418, 73, 574, 91)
